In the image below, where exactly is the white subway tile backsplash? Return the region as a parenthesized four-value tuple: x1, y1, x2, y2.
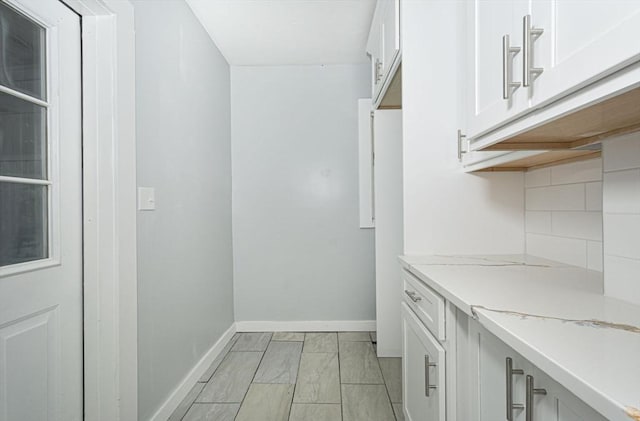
(526, 184, 585, 211)
(587, 241, 603, 272)
(603, 214, 640, 259)
(585, 182, 603, 211)
(603, 132, 640, 172)
(602, 169, 640, 214)
(552, 211, 602, 241)
(526, 233, 587, 268)
(525, 211, 552, 234)
(604, 255, 640, 306)
(525, 167, 551, 188)
(551, 159, 602, 185)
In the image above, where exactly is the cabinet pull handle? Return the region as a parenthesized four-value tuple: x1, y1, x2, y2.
(502, 35, 521, 99)
(523, 15, 544, 87)
(457, 129, 467, 161)
(526, 375, 547, 421)
(375, 58, 383, 83)
(404, 289, 422, 303)
(424, 355, 437, 397)
(506, 357, 524, 421)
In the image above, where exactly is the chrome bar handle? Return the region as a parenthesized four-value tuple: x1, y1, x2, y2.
(506, 357, 524, 421)
(404, 289, 422, 303)
(502, 35, 521, 99)
(424, 355, 437, 397)
(375, 58, 383, 83)
(526, 375, 547, 421)
(457, 129, 467, 161)
(523, 15, 544, 87)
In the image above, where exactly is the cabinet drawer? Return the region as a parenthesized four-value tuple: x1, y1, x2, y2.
(402, 269, 446, 341)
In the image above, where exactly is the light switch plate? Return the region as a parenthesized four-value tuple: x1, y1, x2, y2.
(138, 187, 156, 211)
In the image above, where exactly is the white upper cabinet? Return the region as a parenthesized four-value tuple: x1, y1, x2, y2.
(529, 0, 640, 107)
(382, 0, 400, 79)
(466, 0, 640, 141)
(467, 0, 529, 138)
(367, 0, 401, 107)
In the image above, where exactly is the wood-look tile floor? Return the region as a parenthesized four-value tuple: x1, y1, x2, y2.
(169, 332, 403, 421)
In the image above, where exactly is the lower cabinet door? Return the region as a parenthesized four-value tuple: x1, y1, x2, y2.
(401, 303, 445, 421)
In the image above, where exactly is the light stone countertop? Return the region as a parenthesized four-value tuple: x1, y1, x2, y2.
(399, 254, 640, 421)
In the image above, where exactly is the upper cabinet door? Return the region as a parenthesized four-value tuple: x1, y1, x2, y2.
(529, 0, 640, 107)
(466, 0, 529, 138)
(367, 2, 385, 101)
(382, 0, 400, 78)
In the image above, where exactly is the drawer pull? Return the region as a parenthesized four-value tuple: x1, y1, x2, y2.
(424, 355, 437, 397)
(404, 289, 422, 303)
(523, 15, 544, 87)
(506, 357, 524, 421)
(526, 375, 547, 421)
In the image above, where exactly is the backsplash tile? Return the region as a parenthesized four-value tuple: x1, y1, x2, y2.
(525, 158, 602, 271)
(603, 133, 640, 305)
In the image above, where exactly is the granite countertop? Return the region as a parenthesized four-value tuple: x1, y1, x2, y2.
(399, 254, 640, 421)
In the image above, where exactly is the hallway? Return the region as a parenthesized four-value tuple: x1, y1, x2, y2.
(169, 332, 403, 421)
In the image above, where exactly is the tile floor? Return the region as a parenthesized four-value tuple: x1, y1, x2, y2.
(168, 331, 403, 421)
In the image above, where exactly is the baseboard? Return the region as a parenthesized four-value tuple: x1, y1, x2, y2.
(235, 320, 376, 332)
(148, 324, 237, 421)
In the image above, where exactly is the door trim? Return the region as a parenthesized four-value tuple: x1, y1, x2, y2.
(61, 1, 137, 420)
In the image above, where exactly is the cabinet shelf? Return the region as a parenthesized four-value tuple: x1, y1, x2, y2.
(470, 149, 601, 172)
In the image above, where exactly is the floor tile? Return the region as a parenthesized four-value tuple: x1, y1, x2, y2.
(339, 341, 384, 384)
(231, 332, 272, 352)
(304, 332, 338, 353)
(197, 352, 263, 403)
(272, 332, 304, 341)
(379, 357, 402, 403)
(254, 341, 302, 384)
(392, 403, 404, 421)
(235, 383, 294, 421)
(293, 352, 340, 403)
(199, 333, 240, 382)
(338, 331, 372, 343)
(182, 403, 240, 421)
(167, 382, 204, 421)
(289, 403, 342, 421)
(341, 384, 396, 421)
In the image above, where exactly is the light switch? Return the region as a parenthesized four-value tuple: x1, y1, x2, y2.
(138, 187, 156, 211)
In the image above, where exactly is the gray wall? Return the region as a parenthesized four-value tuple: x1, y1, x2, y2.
(231, 65, 375, 322)
(133, 1, 234, 419)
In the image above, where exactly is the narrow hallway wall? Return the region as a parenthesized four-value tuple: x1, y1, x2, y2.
(133, 1, 234, 419)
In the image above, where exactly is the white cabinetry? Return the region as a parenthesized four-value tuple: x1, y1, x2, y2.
(367, 0, 401, 107)
(467, 320, 607, 421)
(530, 1, 640, 107)
(401, 303, 445, 421)
(466, 0, 640, 141)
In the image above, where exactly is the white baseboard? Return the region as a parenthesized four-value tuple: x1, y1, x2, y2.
(235, 320, 376, 332)
(149, 324, 237, 421)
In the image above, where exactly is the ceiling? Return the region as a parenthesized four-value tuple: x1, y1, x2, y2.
(185, 0, 377, 66)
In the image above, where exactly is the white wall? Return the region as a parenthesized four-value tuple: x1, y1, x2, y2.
(401, 0, 525, 256)
(603, 132, 640, 305)
(524, 159, 603, 270)
(231, 64, 375, 323)
(133, 1, 234, 419)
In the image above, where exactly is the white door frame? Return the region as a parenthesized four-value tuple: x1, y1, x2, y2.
(61, 1, 137, 420)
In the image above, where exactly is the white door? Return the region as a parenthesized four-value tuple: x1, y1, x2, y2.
(466, 0, 529, 139)
(401, 303, 445, 421)
(530, 0, 640, 107)
(0, 0, 82, 420)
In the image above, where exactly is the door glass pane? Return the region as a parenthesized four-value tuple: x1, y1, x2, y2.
(0, 182, 48, 266)
(0, 2, 46, 100)
(0, 91, 47, 179)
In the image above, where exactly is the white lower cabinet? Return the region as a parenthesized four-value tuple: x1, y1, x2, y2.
(467, 320, 607, 421)
(402, 303, 445, 421)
